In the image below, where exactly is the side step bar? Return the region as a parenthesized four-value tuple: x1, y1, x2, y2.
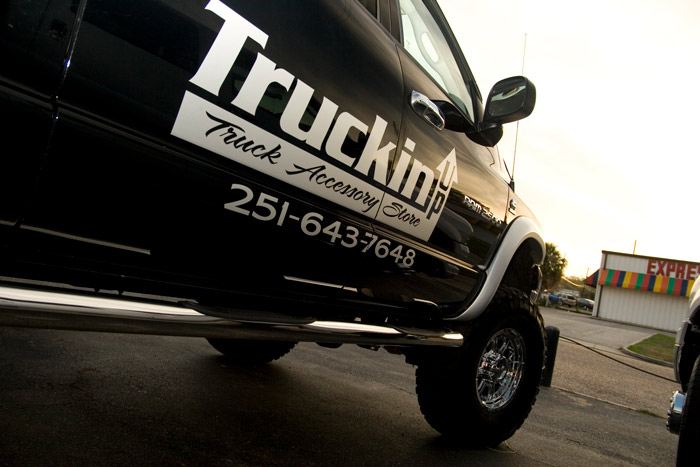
(0, 286, 463, 347)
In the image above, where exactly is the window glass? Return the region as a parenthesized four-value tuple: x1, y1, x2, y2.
(398, 0, 473, 120)
(357, 0, 378, 17)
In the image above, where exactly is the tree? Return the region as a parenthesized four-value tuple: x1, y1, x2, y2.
(541, 242, 567, 291)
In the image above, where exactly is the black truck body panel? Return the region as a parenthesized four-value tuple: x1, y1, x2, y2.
(1, 0, 542, 326)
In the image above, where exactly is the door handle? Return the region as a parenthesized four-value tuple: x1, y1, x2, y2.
(410, 91, 445, 131)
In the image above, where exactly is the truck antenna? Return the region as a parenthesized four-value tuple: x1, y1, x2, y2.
(511, 33, 527, 184)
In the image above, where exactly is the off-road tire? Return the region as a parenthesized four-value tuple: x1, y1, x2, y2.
(206, 338, 297, 364)
(677, 354, 700, 466)
(416, 288, 545, 447)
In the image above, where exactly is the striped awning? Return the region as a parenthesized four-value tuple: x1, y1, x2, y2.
(585, 270, 599, 287)
(598, 268, 695, 297)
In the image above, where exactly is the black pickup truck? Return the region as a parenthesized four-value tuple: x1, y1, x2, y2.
(668, 279, 700, 466)
(0, 0, 545, 446)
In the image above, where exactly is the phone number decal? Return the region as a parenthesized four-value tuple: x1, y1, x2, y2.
(224, 183, 415, 267)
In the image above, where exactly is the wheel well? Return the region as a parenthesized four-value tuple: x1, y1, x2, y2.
(680, 328, 700, 390)
(500, 239, 543, 298)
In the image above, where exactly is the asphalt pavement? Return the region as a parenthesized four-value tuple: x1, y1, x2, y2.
(539, 306, 676, 355)
(0, 307, 682, 466)
(539, 306, 679, 418)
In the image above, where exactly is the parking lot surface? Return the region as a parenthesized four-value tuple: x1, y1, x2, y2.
(0, 312, 678, 466)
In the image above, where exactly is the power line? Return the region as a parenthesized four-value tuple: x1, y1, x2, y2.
(559, 336, 676, 383)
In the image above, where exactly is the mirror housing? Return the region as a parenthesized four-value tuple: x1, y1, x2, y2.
(468, 76, 536, 146)
(484, 76, 536, 124)
(435, 100, 469, 132)
(436, 100, 504, 147)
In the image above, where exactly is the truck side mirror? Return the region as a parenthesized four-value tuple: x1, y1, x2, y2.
(484, 76, 536, 125)
(468, 76, 536, 146)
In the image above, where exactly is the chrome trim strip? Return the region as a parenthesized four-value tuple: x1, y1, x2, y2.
(308, 321, 402, 334)
(0, 286, 462, 347)
(667, 391, 685, 434)
(20, 225, 151, 255)
(283, 276, 359, 293)
(0, 286, 196, 315)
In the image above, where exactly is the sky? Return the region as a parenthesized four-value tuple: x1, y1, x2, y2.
(437, 0, 700, 278)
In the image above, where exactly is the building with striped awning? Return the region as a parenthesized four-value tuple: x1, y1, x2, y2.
(591, 251, 699, 331)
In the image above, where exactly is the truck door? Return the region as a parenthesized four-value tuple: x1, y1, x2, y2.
(364, 0, 511, 314)
(0, 1, 77, 224)
(20, 0, 406, 297)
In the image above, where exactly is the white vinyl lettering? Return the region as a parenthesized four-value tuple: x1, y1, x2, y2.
(189, 0, 268, 96)
(426, 149, 458, 219)
(280, 79, 339, 150)
(386, 139, 415, 192)
(231, 53, 295, 114)
(172, 1, 460, 241)
(354, 116, 395, 184)
(324, 112, 368, 167)
(401, 159, 433, 206)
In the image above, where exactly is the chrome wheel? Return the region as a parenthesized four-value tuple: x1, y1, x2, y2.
(416, 294, 545, 446)
(476, 328, 526, 411)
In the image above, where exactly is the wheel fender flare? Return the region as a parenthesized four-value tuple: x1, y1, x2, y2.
(447, 216, 545, 322)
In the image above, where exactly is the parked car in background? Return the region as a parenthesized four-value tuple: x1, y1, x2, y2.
(557, 294, 577, 307)
(576, 298, 594, 310)
(547, 294, 559, 304)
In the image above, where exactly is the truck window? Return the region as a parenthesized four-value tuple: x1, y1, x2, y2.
(357, 0, 378, 17)
(398, 0, 474, 121)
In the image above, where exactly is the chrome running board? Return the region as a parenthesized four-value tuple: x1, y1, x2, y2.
(0, 286, 463, 347)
